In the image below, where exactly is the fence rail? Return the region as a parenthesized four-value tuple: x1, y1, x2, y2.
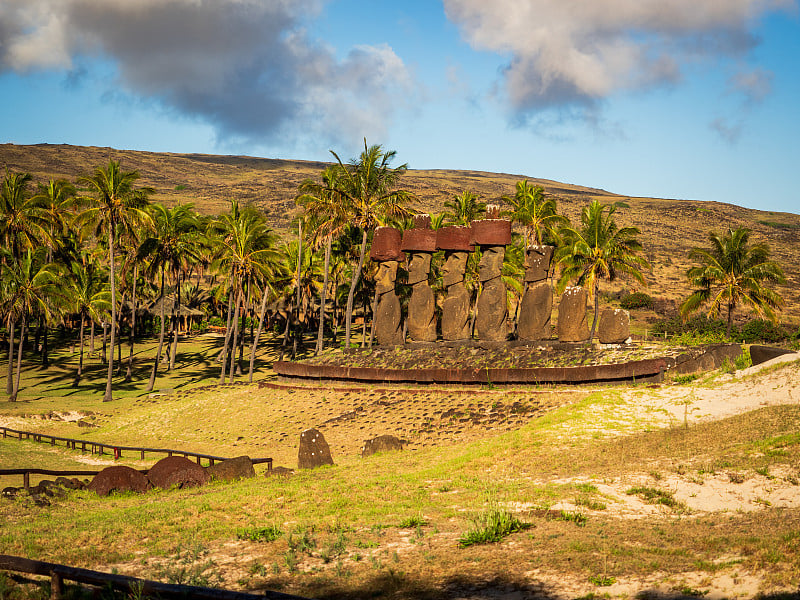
(0, 554, 309, 600)
(0, 426, 271, 468)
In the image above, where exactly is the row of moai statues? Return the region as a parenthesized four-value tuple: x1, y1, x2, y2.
(369, 212, 630, 346)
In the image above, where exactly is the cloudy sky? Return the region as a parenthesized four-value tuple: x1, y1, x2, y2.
(1, 0, 798, 213)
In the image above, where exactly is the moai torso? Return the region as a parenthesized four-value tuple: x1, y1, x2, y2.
(517, 245, 554, 341)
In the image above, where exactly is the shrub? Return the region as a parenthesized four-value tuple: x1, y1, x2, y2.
(237, 525, 282, 542)
(620, 292, 654, 310)
(736, 319, 790, 344)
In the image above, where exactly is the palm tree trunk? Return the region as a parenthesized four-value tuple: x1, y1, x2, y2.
(228, 289, 243, 382)
(316, 237, 332, 355)
(249, 284, 272, 383)
(368, 286, 379, 348)
(90, 320, 95, 354)
(589, 282, 600, 342)
(101, 320, 108, 364)
(147, 267, 167, 393)
(218, 280, 236, 383)
(345, 229, 368, 349)
(126, 264, 138, 382)
(6, 317, 14, 396)
(11, 317, 27, 402)
(74, 316, 85, 387)
(104, 226, 116, 402)
(727, 302, 733, 339)
(169, 271, 181, 370)
(41, 321, 49, 367)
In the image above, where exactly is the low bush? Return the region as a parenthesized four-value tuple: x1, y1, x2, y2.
(458, 506, 529, 547)
(620, 292, 654, 310)
(736, 319, 790, 344)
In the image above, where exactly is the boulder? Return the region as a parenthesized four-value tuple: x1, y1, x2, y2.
(88, 466, 152, 497)
(266, 466, 295, 478)
(471, 219, 512, 246)
(598, 308, 630, 344)
(361, 435, 405, 457)
(206, 456, 256, 482)
(370, 227, 405, 262)
(147, 456, 211, 489)
(750, 345, 795, 366)
(557, 286, 590, 342)
(401, 228, 437, 253)
(524, 245, 554, 283)
(517, 282, 553, 341)
(298, 428, 334, 469)
(436, 226, 474, 252)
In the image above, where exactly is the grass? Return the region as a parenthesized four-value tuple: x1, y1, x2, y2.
(3, 342, 800, 597)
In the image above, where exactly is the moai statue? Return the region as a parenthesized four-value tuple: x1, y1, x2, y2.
(517, 245, 555, 341)
(557, 285, 590, 342)
(369, 227, 404, 345)
(401, 215, 437, 342)
(436, 225, 474, 341)
(472, 208, 511, 342)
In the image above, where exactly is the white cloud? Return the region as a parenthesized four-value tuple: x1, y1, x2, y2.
(0, 0, 417, 148)
(443, 0, 795, 115)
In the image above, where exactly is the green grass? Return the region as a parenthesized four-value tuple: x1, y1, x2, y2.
(458, 505, 530, 547)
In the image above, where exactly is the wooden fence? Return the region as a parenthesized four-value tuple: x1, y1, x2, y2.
(0, 554, 309, 600)
(0, 426, 272, 468)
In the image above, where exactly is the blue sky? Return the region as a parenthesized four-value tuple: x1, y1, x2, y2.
(1, 0, 798, 214)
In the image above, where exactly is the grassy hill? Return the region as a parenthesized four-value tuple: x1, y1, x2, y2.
(2, 142, 798, 323)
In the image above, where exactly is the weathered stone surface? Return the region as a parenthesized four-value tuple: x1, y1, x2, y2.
(266, 466, 295, 478)
(598, 308, 630, 344)
(750, 345, 795, 366)
(412, 214, 431, 229)
(478, 246, 504, 282)
(471, 219, 512, 246)
(441, 283, 471, 341)
(298, 428, 334, 469)
(475, 246, 507, 341)
(147, 456, 211, 489)
(442, 251, 469, 288)
(436, 226, 474, 252)
(370, 227, 405, 261)
(407, 252, 431, 287)
(476, 278, 508, 341)
(401, 228, 437, 253)
(54, 476, 85, 490)
(517, 282, 553, 341)
(525, 245, 554, 282)
(374, 260, 403, 345)
(672, 344, 743, 374)
(557, 286, 590, 342)
(361, 435, 405, 457)
(206, 456, 256, 481)
(408, 281, 437, 342)
(88, 466, 152, 497)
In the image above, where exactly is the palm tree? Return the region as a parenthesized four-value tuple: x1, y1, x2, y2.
(502, 180, 563, 247)
(0, 169, 49, 262)
(443, 190, 486, 226)
(4, 248, 60, 401)
(328, 140, 414, 348)
(297, 166, 350, 354)
(64, 254, 111, 386)
(209, 200, 282, 382)
(79, 160, 152, 401)
(138, 203, 202, 391)
(680, 226, 786, 337)
(555, 200, 649, 341)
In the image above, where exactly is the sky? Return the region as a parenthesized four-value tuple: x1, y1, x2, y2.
(1, 0, 798, 214)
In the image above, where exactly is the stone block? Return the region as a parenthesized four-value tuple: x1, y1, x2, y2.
(148, 456, 211, 489)
(206, 456, 256, 481)
(361, 435, 405, 457)
(471, 219, 512, 246)
(598, 308, 630, 344)
(401, 228, 437, 253)
(88, 466, 152, 497)
(436, 226, 474, 252)
(370, 226, 405, 261)
(517, 282, 553, 341)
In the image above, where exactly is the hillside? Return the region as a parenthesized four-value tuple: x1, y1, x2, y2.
(2, 142, 799, 322)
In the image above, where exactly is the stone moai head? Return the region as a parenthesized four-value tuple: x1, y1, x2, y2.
(478, 247, 504, 282)
(524, 245, 554, 283)
(442, 251, 469, 287)
(407, 252, 432, 286)
(375, 260, 399, 295)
